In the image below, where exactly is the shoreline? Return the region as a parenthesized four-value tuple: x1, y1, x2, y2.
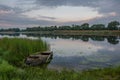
(0, 30, 120, 36)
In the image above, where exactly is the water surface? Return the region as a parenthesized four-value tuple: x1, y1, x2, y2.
(0, 33, 120, 71)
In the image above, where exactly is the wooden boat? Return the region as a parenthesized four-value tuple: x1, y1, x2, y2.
(25, 51, 53, 66)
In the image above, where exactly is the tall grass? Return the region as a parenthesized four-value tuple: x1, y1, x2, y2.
(0, 38, 49, 80)
(1, 66, 120, 80)
(0, 38, 48, 66)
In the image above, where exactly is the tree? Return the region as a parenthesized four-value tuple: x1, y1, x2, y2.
(81, 23, 89, 30)
(90, 24, 105, 30)
(107, 21, 120, 30)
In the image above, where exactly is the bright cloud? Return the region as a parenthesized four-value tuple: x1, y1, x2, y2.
(23, 6, 103, 22)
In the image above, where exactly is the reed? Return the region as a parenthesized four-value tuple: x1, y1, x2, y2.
(0, 38, 48, 66)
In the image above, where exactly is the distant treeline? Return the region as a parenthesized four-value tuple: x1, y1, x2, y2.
(0, 28, 20, 32)
(0, 21, 120, 32)
(24, 21, 120, 31)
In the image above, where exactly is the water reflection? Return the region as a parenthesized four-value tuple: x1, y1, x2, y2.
(24, 33, 120, 45)
(0, 33, 20, 36)
(107, 36, 119, 44)
(0, 33, 119, 45)
(0, 33, 120, 71)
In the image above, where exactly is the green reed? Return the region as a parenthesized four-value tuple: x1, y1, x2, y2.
(0, 38, 48, 66)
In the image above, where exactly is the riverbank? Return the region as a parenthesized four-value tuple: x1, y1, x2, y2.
(0, 30, 120, 36)
(1, 65, 120, 80)
(53, 30, 120, 36)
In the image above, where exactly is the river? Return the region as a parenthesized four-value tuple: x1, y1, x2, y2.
(0, 33, 120, 71)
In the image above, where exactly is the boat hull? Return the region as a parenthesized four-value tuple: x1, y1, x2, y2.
(25, 51, 53, 66)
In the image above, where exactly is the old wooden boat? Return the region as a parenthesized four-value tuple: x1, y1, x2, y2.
(25, 51, 53, 66)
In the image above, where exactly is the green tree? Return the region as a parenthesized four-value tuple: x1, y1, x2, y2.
(90, 24, 105, 30)
(81, 23, 89, 30)
(107, 21, 120, 30)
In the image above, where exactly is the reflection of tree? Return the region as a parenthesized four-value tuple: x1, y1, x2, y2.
(107, 36, 119, 45)
(59, 35, 71, 39)
(90, 36, 105, 41)
(22, 34, 120, 44)
(71, 35, 82, 40)
(0, 33, 20, 36)
(1, 33, 119, 44)
(81, 36, 89, 42)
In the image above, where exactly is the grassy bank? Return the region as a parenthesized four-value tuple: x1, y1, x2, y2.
(0, 38, 120, 80)
(0, 64, 120, 80)
(20, 30, 120, 37)
(1, 30, 120, 36)
(0, 38, 48, 67)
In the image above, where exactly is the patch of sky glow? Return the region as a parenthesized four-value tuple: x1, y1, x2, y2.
(22, 6, 103, 22)
(108, 12, 117, 16)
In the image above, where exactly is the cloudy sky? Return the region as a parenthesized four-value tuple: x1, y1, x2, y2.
(0, 0, 120, 28)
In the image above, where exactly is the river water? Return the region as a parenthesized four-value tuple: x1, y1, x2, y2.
(0, 33, 120, 71)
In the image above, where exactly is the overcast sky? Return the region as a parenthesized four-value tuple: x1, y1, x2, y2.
(0, 0, 120, 28)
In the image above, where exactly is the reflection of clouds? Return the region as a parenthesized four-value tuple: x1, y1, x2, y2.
(107, 47, 115, 51)
(49, 39, 103, 57)
(90, 40, 120, 52)
(85, 54, 112, 63)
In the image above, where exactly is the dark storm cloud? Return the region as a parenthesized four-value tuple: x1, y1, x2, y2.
(0, 4, 57, 28)
(35, 0, 120, 14)
(97, 0, 120, 14)
(0, 14, 57, 28)
(35, 0, 95, 7)
(0, 5, 12, 11)
(0, 4, 25, 14)
(0, 13, 55, 25)
(16, 0, 120, 16)
(34, 0, 120, 25)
